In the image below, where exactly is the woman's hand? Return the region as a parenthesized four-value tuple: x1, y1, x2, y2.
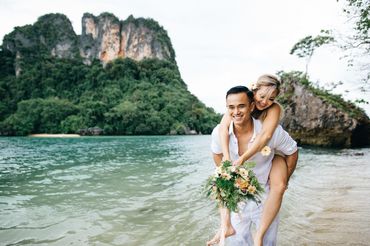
(232, 157, 244, 166)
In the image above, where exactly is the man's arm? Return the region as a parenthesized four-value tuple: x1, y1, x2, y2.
(213, 153, 223, 167)
(211, 124, 225, 167)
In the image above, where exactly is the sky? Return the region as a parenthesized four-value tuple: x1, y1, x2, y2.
(1, 0, 369, 115)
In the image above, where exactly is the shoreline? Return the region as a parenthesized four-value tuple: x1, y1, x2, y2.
(28, 134, 81, 138)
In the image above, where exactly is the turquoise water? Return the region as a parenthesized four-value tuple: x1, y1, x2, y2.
(0, 136, 369, 245)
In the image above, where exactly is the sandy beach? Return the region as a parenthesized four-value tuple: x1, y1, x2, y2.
(29, 134, 80, 138)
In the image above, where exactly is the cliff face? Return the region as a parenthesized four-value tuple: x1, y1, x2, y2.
(3, 14, 79, 76)
(80, 13, 174, 65)
(2, 13, 176, 72)
(278, 72, 370, 147)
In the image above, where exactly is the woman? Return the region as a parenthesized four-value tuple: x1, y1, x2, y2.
(207, 74, 293, 246)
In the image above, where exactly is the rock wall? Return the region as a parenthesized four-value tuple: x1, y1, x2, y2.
(278, 72, 370, 147)
(80, 13, 174, 65)
(2, 12, 175, 71)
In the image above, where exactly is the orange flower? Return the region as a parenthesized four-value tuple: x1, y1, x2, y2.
(247, 185, 256, 194)
(235, 178, 249, 189)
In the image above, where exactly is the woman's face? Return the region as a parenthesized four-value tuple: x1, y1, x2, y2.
(253, 86, 278, 111)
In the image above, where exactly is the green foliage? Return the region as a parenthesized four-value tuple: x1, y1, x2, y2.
(0, 47, 15, 78)
(290, 30, 335, 58)
(0, 12, 220, 135)
(2, 98, 78, 135)
(340, 0, 370, 45)
(0, 56, 220, 135)
(292, 0, 370, 86)
(290, 30, 334, 74)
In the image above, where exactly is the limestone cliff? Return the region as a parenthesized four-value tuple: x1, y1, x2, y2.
(278, 72, 370, 147)
(2, 14, 79, 76)
(80, 13, 175, 65)
(2, 12, 176, 73)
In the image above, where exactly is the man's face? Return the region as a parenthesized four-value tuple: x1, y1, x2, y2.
(226, 92, 254, 126)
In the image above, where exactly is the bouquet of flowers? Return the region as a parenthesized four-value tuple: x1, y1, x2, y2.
(205, 160, 264, 212)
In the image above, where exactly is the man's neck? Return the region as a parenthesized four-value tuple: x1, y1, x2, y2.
(233, 117, 254, 136)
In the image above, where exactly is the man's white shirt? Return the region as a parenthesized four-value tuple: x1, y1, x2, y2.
(211, 117, 297, 188)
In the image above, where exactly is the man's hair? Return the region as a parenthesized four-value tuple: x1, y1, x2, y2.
(226, 86, 254, 103)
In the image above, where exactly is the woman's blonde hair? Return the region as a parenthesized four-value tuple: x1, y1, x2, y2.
(253, 74, 281, 97)
(250, 74, 284, 121)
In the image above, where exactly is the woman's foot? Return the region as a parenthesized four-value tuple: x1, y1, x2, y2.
(206, 226, 236, 246)
(206, 230, 220, 246)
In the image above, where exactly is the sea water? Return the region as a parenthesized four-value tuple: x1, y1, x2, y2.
(0, 136, 369, 245)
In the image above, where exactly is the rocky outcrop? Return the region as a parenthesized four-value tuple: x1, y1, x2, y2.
(2, 12, 176, 74)
(80, 13, 174, 65)
(3, 14, 79, 59)
(3, 14, 80, 76)
(278, 72, 370, 147)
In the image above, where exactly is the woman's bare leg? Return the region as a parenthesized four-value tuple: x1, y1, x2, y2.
(207, 207, 235, 246)
(254, 155, 288, 246)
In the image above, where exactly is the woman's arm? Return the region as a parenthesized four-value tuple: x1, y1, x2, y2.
(219, 113, 232, 161)
(235, 103, 281, 165)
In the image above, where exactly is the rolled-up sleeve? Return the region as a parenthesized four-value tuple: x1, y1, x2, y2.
(211, 124, 223, 154)
(272, 125, 298, 155)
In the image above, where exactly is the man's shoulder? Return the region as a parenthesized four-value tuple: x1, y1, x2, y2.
(211, 124, 222, 154)
(211, 124, 221, 142)
(211, 124, 220, 136)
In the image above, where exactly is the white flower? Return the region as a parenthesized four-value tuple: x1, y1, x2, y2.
(229, 166, 236, 173)
(221, 172, 232, 180)
(239, 168, 249, 178)
(247, 81, 257, 90)
(215, 166, 223, 175)
(261, 146, 271, 156)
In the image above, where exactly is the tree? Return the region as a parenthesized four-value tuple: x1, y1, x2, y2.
(290, 30, 334, 76)
(340, 0, 370, 88)
(341, 0, 370, 49)
(291, 0, 370, 87)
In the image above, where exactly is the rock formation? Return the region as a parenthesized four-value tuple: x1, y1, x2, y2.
(278, 72, 370, 147)
(80, 13, 174, 65)
(2, 12, 176, 72)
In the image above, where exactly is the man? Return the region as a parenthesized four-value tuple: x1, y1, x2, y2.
(211, 86, 298, 245)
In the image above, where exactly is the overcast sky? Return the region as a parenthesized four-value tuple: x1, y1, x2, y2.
(1, 0, 369, 115)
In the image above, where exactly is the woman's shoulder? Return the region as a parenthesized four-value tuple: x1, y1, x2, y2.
(257, 103, 282, 121)
(265, 102, 284, 120)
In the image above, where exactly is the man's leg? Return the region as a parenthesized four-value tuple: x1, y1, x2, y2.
(227, 203, 254, 246)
